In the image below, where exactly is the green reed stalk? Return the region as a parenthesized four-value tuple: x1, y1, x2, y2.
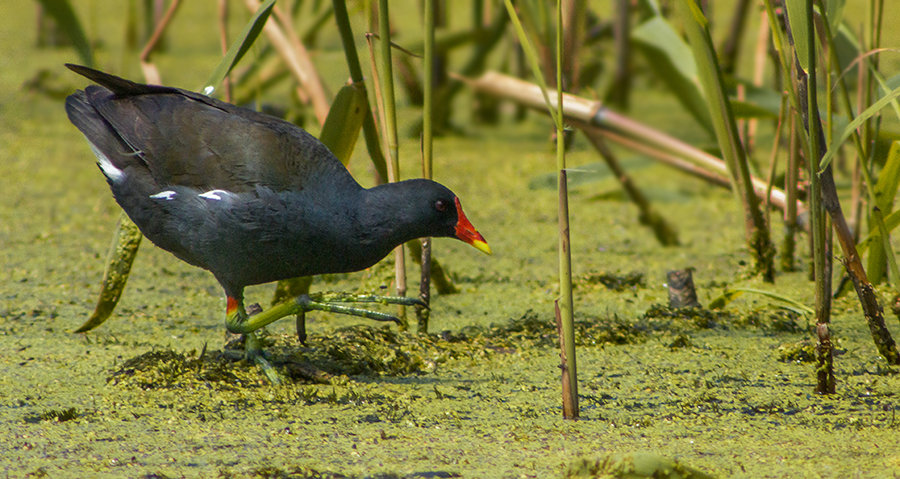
(800, 0, 835, 394)
(554, 0, 577, 419)
(814, 0, 899, 285)
(503, 0, 577, 418)
(774, 0, 900, 383)
(675, 0, 775, 282)
(417, 0, 436, 333)
(376, 0, 407, 325)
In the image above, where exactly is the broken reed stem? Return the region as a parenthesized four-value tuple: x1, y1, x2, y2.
(666, 269, 701, 308)
(464, 71, 800, 216)
(554, 0, 577, 419)
(504, 0, 577, 418)
(555, 299, 576, 419)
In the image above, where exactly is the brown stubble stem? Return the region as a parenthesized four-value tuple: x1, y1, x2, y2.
(138, 0, 180, 84)
(217, 0, 232, 103)
(555, 299, 575, 419)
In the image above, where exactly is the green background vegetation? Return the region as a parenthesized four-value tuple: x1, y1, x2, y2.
(2, 1, 899, 477)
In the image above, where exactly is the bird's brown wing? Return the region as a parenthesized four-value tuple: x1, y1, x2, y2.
(67, 64, 352, 193)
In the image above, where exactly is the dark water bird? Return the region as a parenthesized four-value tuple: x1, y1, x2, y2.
(64, 64, 490, 381)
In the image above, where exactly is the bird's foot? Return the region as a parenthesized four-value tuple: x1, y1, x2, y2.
(244, 331, 283, 385)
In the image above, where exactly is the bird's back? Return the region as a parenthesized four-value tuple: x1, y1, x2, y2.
(64, 64, 357, 194)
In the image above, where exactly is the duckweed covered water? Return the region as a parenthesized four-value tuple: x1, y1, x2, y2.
(2, 3, 900, 478)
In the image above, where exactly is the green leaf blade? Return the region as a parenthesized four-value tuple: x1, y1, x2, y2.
(319, 83, 368, 165)
(203, 0, 276, 95)
(37, 0, 93, 67)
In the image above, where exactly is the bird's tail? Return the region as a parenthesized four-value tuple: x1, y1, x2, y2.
(65, 63, 173, 97)
(64, 88, 134, 184)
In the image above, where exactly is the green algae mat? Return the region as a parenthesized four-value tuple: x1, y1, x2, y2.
(2, 3, 900, 478)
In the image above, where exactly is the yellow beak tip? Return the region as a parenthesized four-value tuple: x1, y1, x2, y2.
(472, 240, 492, 255)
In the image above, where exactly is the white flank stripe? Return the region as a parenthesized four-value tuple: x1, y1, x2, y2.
(149, 190, 177, 200)
(198, 189, 232, 201)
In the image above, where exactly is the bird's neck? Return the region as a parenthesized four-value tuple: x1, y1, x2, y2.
(358, 182, 427, 248)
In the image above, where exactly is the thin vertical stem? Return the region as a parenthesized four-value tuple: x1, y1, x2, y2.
(417, 0, 436, 333)
(783, 113, 799, 272)
(555, 0, 577, 419)
(423, 0, 434, 181)
(217, 0, 232, 102)
(803, 0, 835, 394)
(376, 0, 407, 323)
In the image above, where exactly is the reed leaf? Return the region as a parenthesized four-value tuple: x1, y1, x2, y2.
(36, 0, 93, 66)
(710, 287, 814, 317)
(319, 83, 368, 165)
(784, 0, 811, 71)
(632, 16, 712, 134)
(203, 0, 276, 95)
(819, 85, 900, 172)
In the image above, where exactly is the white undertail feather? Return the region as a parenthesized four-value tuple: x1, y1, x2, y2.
(90, 142, 124, 183)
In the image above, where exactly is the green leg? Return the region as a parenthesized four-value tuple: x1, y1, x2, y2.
(225, 293, 424, 335)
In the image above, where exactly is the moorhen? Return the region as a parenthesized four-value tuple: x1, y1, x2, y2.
(64, 64, 490, 381)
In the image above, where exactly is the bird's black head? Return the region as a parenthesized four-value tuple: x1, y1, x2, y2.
(370, 178, 491, 254)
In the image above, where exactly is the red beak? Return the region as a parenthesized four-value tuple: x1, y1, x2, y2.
(454, 197, 491, 255)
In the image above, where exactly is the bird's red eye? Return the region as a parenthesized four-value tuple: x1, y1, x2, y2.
(435, 199, 448, 212)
